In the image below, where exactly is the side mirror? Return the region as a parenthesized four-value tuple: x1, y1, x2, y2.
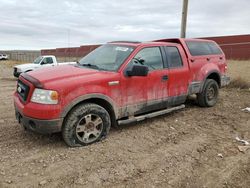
(126, 64, 149, 77)
(40, 61, 45, 65)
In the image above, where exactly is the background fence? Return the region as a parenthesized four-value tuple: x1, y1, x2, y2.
(0, 50, 41, 62)
(41, 35, 250, 61)
(201, 35, 250, 60)
(41, 45, 100, 62)
(1, 35, 250, 62)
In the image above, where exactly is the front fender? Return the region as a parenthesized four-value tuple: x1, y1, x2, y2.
(60, 93, 119, 119)
(59, 84, 119, 118)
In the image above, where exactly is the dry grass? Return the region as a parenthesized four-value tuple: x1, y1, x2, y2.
(227, 77, 250, 89)
(227, 60, 250, 89)
(227, 60, 250, 82)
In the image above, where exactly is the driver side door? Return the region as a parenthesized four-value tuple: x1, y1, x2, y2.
(121, 46, 169, 116)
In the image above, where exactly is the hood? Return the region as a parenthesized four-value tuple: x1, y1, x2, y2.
(27, 64, 105, 84)
(15, 63, 39, 70)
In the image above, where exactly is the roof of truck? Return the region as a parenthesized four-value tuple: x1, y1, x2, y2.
(109, 38, 214, 47)
(109, 41, 173, 47)
(154, 38, 215, 44)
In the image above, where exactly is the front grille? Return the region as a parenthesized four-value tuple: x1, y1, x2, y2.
(17, 80, 30, 102)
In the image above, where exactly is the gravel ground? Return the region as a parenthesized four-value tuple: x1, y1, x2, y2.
(0, 61, 249, 188)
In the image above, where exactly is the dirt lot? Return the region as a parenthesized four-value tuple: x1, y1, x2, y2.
(0, 60, 249, 188)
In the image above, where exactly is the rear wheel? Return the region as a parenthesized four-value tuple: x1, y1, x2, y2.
(62, 103, 111, 147)
(197, 79, 219, 107)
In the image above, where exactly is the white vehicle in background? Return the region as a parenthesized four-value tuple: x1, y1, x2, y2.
(13, 55, 76, 77)
(0, 54, 8, 60)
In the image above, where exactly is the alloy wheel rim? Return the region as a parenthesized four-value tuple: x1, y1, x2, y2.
(75, 114, 103, 144)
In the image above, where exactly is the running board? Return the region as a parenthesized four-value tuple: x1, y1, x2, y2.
(118, 104, 185, 125)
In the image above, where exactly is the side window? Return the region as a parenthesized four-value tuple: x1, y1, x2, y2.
(44, 57, 53, 64)
(207, 42, 222, 54)
(134, 47, 163, 70)
(165, 47, 183, 68)
(186, 41, 211, 56)
(186, 41, 222, 56)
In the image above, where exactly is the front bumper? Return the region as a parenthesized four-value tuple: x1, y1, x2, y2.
(15, 108, 62, 134)
(221, 75, 230, 87)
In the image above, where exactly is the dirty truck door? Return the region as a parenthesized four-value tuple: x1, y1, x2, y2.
(121, 46, 168, 116)
(164, 46, 189, 106)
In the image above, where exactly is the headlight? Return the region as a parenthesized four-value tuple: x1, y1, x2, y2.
(31, 88, 59, 104)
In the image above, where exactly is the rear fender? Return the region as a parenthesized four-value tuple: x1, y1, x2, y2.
(189, 64, 221, 94)
(194, 63, 220, 82)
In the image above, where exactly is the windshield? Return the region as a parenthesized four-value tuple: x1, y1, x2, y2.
(79, 44, 134, 71)
(33, 56, 43, 64)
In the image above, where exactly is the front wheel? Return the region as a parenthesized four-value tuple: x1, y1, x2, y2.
(197, 79, 219, 107)
(62, 103, 111, 147)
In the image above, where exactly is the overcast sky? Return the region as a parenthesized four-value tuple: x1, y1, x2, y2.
(0, 0, 249, 50)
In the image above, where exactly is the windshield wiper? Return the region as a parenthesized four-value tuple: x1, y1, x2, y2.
(81, 63, 100, 70)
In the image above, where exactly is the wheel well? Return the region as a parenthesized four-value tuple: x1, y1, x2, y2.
(207, 73, 221, 87)
(64, 98, 117, 127)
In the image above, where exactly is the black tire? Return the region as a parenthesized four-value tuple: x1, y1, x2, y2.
(197, 79, 219, 107)
(62, 103, 111, 147)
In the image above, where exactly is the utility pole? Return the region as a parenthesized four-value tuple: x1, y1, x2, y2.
(68, 29, 70, 61)
(180, 0, 189, 38)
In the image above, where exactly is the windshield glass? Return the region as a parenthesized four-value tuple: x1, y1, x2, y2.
(33, 56, 43, 64)
(79, 44, 134, 71)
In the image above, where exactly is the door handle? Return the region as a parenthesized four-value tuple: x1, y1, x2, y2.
(162, 75, 168, 81)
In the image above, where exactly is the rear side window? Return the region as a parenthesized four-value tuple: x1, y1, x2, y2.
(186, 41, 222, 56)
(165, 47, 183, 68)
(207, 42, 222, 54)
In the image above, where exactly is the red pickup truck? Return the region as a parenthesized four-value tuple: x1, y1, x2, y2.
(14, 38, 230, 147)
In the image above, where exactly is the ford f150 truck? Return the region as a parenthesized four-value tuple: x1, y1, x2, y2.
(13, 55, 76, 77)
(14, 38, 230, 147)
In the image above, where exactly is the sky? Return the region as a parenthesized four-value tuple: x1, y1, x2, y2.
(0, 0, 249, 50)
